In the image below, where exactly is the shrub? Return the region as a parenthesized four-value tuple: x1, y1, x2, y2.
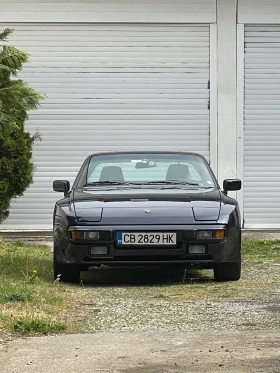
(0, 28, 43, 222)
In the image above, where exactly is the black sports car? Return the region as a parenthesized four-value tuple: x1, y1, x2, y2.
(53, 152, 242, 283)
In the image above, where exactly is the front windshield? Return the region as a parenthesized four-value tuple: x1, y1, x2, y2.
(81, 153, 216, 188)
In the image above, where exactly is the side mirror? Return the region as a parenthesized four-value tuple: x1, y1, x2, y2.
(223, 179, 242, 195)
(53, 180, 70, 196)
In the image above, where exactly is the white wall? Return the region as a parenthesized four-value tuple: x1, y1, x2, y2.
(217, 0, 237, 186)
(0, 0, 216, 23)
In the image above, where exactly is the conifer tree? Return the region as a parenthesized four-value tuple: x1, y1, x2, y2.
(0, 28, 42, 223)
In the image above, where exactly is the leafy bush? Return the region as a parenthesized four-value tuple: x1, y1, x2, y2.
(0, 28, 43, 222)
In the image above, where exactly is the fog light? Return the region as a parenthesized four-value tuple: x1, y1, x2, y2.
(90, 246, 108, 255)
(188, 245, 206, 254)
(197, 230, 212, 239)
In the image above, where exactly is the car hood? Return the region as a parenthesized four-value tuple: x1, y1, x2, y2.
(73, 189, 221, 224)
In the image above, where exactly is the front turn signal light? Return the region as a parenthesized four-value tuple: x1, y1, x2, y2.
(71, 230, 82, 240)
(215, 230, 225, 239)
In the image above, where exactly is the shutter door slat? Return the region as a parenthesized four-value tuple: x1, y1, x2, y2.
(244, 25, 280, 228)
(2, 23, 210, 229)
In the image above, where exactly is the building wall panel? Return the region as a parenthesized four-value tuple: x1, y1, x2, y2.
(239, 0, 280, 23)
(243, 25, 280, 228)
(1, 23, 210, 229)
(0, 0, 216, 23)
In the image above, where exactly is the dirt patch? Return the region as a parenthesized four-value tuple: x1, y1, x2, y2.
(0, 330, 279, 373)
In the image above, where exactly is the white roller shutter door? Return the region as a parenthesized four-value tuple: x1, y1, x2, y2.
(244, 25, 280, 228)
(2, 23, 210, 229)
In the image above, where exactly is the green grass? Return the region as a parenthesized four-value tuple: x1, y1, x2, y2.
(242, 238, 280, 260)
(1, 287, 33, 303)
(12, 313, 67, 334)
(0, 238, 86, 337)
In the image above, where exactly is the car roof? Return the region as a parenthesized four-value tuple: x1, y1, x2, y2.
(87, 151, 205, 157)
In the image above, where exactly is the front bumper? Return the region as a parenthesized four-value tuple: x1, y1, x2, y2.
(54, 224, 241, 267)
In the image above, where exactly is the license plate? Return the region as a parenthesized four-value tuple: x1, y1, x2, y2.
(117, 232, 176, 246)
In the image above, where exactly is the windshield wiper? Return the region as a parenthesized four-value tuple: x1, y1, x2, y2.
(140, 180, 200, 186)
(84, 181, 130, 186)
(84, 180, 209, 187)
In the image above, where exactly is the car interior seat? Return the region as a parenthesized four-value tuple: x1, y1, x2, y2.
(165, 164, 191, 182)
(99, 166, 125, 182)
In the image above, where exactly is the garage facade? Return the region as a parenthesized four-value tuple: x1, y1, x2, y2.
(238, 1, 280, 228)
(242, 25, 280, 228)
(2, 0, 280, 230)
(1, 1, 217, 230)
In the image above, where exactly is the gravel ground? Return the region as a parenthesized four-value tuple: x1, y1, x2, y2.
(75, 260, 280, 334)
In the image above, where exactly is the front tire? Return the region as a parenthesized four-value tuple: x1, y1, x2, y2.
(213, 262, 241, 282)
(54, 259, 80, 283)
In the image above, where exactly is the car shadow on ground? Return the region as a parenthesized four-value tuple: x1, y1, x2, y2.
(80, 266, 213, 286)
